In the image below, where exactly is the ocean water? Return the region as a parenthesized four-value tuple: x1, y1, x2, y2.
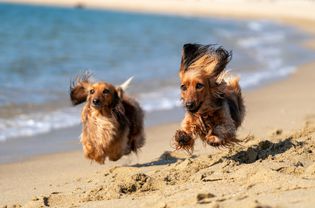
(0, 3, 314, 142)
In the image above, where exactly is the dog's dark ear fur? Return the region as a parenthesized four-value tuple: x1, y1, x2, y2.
(180, 43, 232, 77)
(70, 72, 92, 105)
(180, 43, 209, 72)
(110, 89, 121, 108)
(212, 46, 232, 77)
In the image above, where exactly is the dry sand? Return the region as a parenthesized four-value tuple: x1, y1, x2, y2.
(1, 1, 315, 208)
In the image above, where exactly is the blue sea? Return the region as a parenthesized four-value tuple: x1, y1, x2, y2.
(0, 3, 314, 143)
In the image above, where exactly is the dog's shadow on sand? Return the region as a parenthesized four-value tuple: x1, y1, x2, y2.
(227, 137, 297, 164)
(132, 151, 193, 168)
(132, 138, 298, 167)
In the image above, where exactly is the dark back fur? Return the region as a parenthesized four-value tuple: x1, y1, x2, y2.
(121, 96, 145, 152)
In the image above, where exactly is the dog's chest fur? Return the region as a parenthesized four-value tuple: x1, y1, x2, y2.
(81, 106, 128, 148)
(190, 102, 227, 137)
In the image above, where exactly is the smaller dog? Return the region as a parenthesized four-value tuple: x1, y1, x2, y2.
(70, 72, 145, 164)
(174, 44, 245, 153)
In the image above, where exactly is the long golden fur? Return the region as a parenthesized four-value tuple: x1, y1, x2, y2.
(174, 44, 245, 153)
(70, 72, 145, 164)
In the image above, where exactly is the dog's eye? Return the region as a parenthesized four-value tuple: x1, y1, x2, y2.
(103, 89, 110, 94)
(90, 89, 95, 94)
(196, 83, 204, 89)
(180, 84, 187, 91)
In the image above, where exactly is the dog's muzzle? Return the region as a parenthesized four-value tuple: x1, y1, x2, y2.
(92, 98, 101, 107)
(185, 101, 202, 113)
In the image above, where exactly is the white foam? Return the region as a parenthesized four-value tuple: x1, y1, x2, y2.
(240, 66, 296, 89)
(0, 107, 81, 141)
(247, 21, 264, 31)
(238, 32, 285, 48)
(137, 87, 181, 112)
(235, 27, 296, 89)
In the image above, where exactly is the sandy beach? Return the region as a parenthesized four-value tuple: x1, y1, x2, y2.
(1, 0, 315, 207)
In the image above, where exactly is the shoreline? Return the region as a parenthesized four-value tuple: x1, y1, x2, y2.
(1, 1, 315, 207)
(0, 107, 185, 164)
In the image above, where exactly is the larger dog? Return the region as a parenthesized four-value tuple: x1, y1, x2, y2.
(70, 72, 145, 164)
(174, 44, 245, 153)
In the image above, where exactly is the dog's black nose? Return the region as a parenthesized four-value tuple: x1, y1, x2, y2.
(185, 102, 195, 110)
(92, 99, 101, 106)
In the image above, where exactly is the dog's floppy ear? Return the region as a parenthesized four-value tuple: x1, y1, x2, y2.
(110, 89, 120, 108)
(111, 76, 133, 108)
(180, 43, 208, 73)
(211, 46, 232, 78)
(111, 86, 126, 108)
(180, 43, 232, 78)
(70, 71, 93, 105)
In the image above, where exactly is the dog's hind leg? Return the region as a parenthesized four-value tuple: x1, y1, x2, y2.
(109, 130, 129, 161)
(129, 131, 145, 154)
(108, 142, 124, 161)
(204, 102, 239, 146)
(205, 124, 237, 146)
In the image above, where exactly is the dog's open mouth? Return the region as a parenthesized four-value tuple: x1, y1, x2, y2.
(187, 102, 202, 114)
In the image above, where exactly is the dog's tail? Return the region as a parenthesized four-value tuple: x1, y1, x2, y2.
(116, 76, 134, 98)
(120, 76, 134, 91)
(225, 76, 246, 128)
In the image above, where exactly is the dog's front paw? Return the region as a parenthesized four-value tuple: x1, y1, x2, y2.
(175, 130, 192, 146)
(174, 130, 194, 153)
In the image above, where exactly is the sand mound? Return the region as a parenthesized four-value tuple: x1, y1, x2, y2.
(17, 120, 315, 208)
